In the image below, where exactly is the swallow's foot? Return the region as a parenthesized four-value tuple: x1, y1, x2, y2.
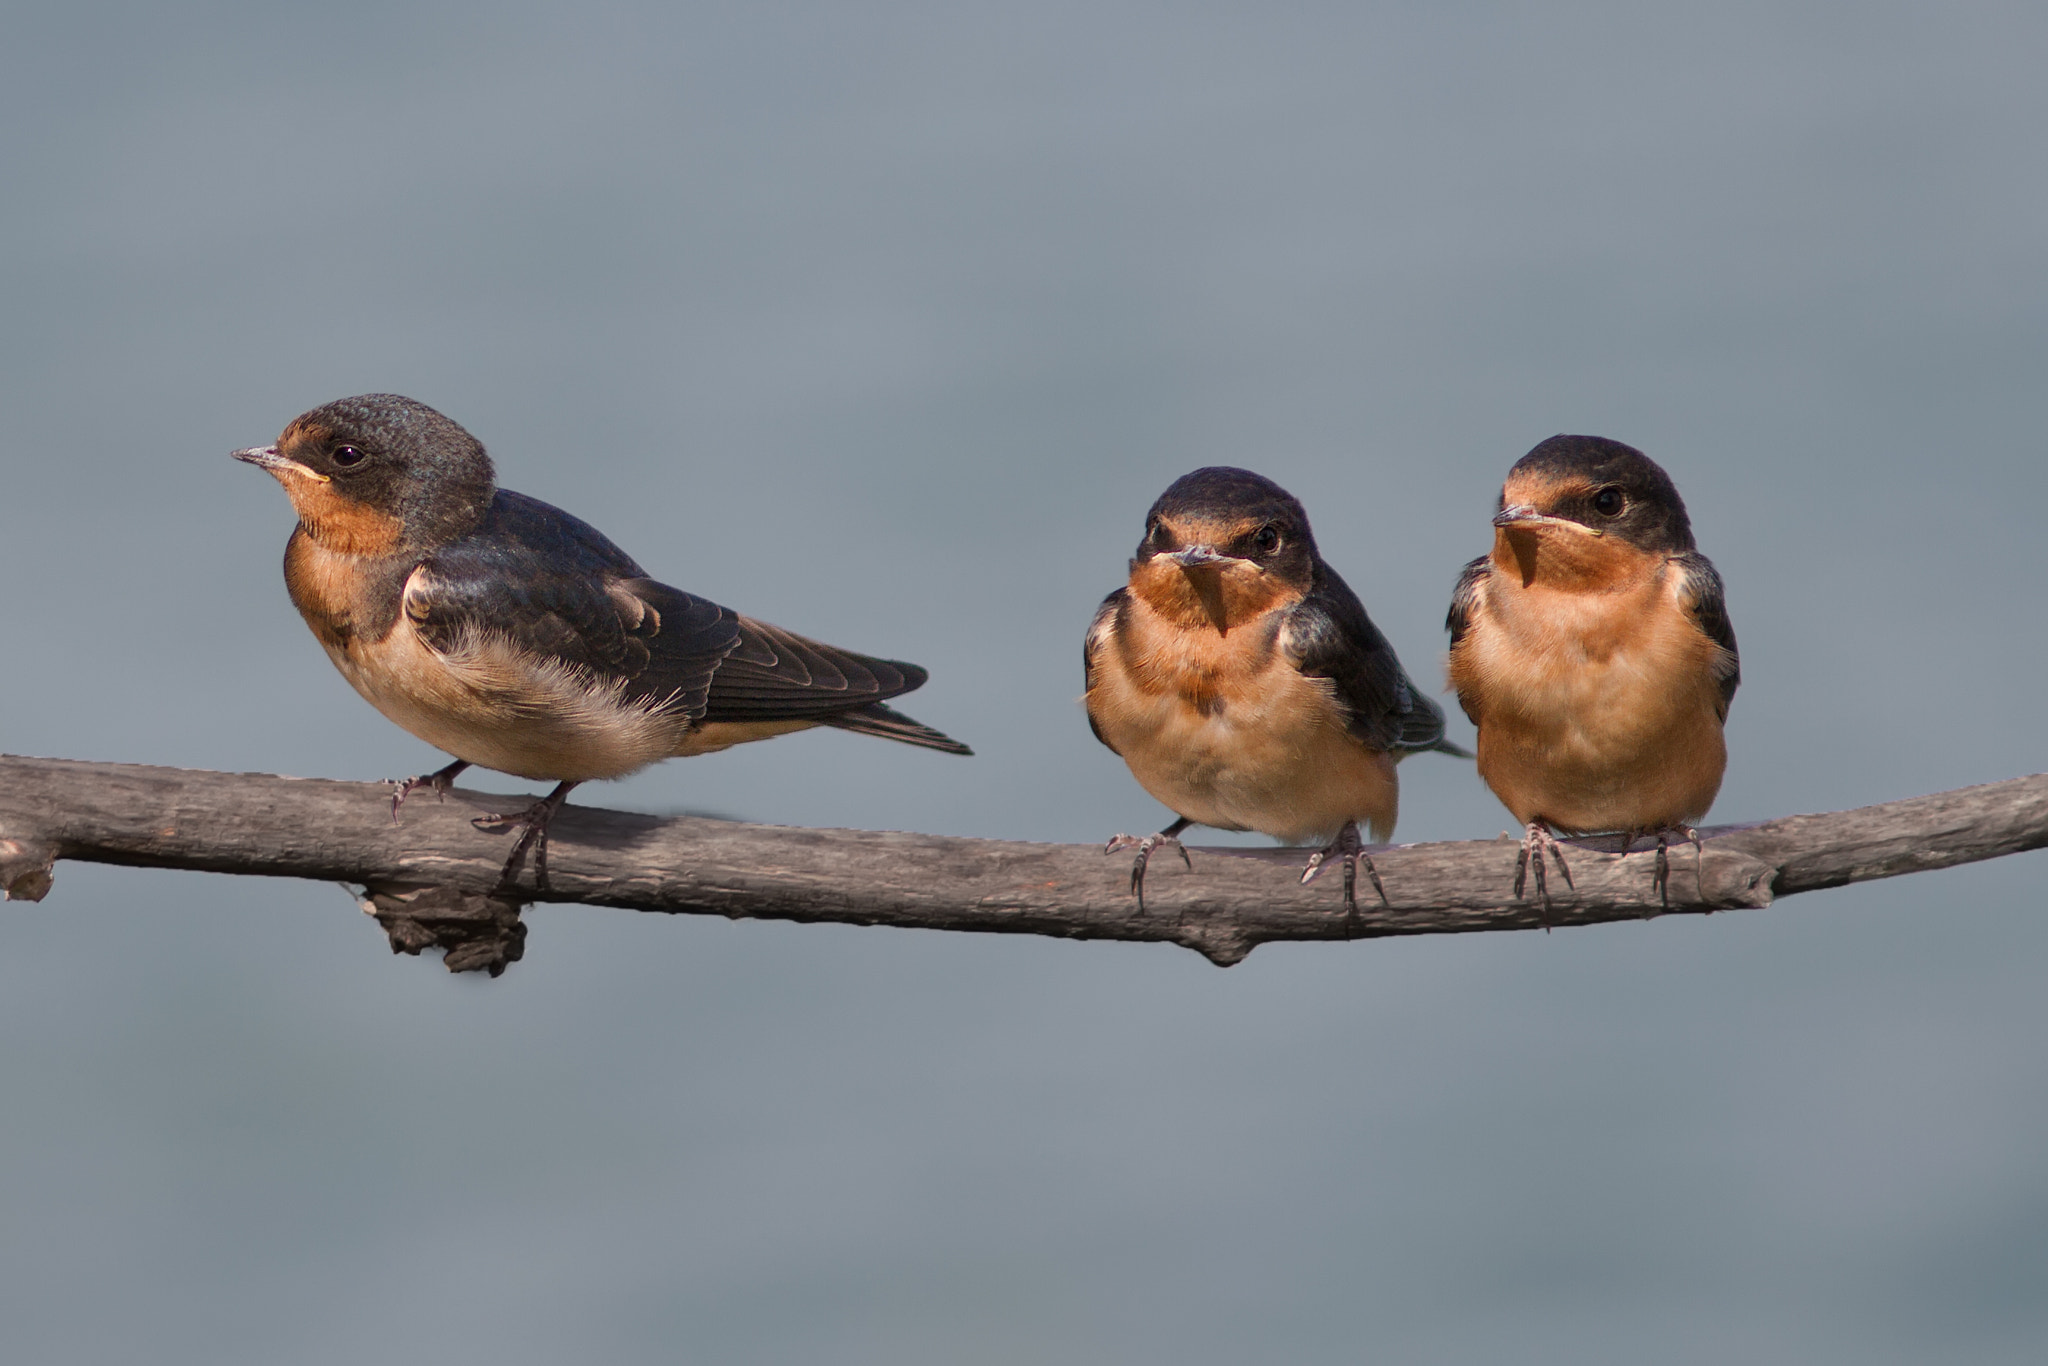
(473, 780, 578, 892)
(390, 759, 472, 822)
(1105, 816, 1194, 911)
(1300, 820, 1388, 927)
(1512, 821, 1575, 926)
(1644, 825, 1705, 909)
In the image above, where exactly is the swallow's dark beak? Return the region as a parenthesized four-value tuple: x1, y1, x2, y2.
(1494, 503, 1599, 536)
(1493, 503, 1543, 527)
(1169, 545, 1243, 570)
(232, 445, 328, 482)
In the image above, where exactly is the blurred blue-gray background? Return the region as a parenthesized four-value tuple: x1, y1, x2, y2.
(4, 3, 2046, 1361)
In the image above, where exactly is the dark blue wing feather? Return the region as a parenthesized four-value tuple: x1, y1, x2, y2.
(1446, 555, 1488, 652)
(406, 490, 741, 718)
(700, 616, 931, 721)
(1674, 550, 1740, 716)
(405, 489, 963, 745)
(1080, 589, 1127, 750)
(1288, 564, 1459, 756)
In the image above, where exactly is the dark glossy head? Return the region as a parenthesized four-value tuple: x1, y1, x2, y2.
(1133, 466, 1319, 588)
(233, 394, 496, 550)
(1494, 435, 1696, 554)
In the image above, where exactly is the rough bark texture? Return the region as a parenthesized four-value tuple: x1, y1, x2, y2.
(3, 754, 2044, 974)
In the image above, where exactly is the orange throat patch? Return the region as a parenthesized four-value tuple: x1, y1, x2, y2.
(268, 470, 406, 558)
(1491, 521, 1645, 594)
(1126, 556, 1299, 634)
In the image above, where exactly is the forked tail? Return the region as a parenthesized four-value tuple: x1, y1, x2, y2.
(819, 702, 973, 755)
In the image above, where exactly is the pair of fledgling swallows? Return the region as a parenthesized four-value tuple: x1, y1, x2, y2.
(1083, 439, 1735, 915)
(235, 395, 1733, 909)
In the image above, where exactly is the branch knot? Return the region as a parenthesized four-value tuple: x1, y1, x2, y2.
(355, 881, 528, 976)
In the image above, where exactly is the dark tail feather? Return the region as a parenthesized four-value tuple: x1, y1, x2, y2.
(819, 702, 974, 756)
(1394, 733, 1475, 760)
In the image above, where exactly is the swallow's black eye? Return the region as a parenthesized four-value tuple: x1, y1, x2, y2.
(1253, 525, 1281, 555)
(332, 445, 365, 468)
(1591, 487, 1624, 517)
(1147, 521, 1169, 545)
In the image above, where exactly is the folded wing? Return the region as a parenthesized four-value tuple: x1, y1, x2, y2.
(406, 491, 743, 722)
(704, 616, 972, 753)
(409, 490, 969, 754)
(1673, 550, 1740, 717)
(1287, 569, 1467, 759)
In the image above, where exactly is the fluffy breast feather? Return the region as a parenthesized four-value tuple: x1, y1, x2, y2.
(1086, 595, 1397, 843)
(1448, 557, 1729, 833)
(318, 568, 693, 782)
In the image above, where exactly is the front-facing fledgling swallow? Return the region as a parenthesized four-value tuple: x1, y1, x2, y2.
(1084, 466, 1469, 914)
(1446, 435, 1738, 912)
(235, 393, 970, 889)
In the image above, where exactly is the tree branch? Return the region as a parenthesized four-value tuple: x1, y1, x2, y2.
(3, 754, 2043, 974)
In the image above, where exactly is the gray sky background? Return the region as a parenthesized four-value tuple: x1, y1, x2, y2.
(3, 2, 2046, 1362)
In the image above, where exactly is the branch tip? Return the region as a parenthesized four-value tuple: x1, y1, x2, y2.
(0, 838, 56, 903)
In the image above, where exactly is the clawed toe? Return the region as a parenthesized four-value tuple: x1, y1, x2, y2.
(1511, 822, 1706, 923)
(1106, 817, 1193, 910)
(390, 759, 471, 822)
(1300, 820, 1387, 927)
(1642, 825, 1706, 909)
(1512, 821, 1574, 926)
(472, 780, 577, 891)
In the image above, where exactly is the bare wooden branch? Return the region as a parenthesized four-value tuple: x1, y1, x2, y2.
(3, 754, 2044, 974)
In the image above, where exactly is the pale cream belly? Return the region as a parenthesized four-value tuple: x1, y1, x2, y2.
(1092, 673, 1398, 844)
(325, 623, 693, 783)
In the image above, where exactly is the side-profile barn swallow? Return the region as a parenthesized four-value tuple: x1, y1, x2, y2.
(1084, 467, 1469, 912)
(1446, 435, 1738, 909)
(235, 393, 970, 888)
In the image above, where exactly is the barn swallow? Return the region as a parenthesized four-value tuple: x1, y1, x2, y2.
(1446, 435, 1738, 911)
(234, 393, 970, 889)
(1084, 467, 1469, 914)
